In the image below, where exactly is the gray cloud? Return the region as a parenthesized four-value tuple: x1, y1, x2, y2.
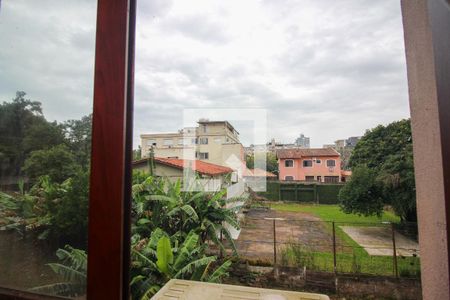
(0, 0, 410, 148)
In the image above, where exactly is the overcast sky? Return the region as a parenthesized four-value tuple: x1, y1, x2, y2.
(0, 0, 410, 148)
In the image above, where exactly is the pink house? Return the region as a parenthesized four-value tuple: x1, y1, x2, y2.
(277, 148, 341, 183)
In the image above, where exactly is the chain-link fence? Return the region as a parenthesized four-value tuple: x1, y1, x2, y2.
(219, 211, 420, 278)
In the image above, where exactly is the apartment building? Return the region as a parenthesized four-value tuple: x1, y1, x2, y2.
(295, 133, 310, 148)
(140, 120, 244, 169)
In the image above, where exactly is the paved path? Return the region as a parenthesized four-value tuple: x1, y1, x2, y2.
(340, 226, 420, 256)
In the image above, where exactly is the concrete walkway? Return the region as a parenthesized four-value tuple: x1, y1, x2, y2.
(340, 226, 420, 257)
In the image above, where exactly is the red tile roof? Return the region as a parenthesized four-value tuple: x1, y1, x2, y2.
(133, 157, 233, 176)
(277, 148, 340, 159)
(243, 168, 277, 178)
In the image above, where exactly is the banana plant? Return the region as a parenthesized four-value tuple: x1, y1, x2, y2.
(130, 228, 231, 300)
(131, 175, 242, 255)
(31, 245, 87, 297)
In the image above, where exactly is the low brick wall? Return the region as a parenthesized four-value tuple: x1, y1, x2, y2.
(337, 274, 421, 300)
(226, 263, 421, 300)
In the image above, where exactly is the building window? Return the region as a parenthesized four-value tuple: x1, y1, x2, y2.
(199, 137, 208, 144)
(324, 176, 339, 183)
(316, 159, 321, 164)
(305, 176, 315, 181)
(196, 152, 209, 159)
(285, 160, 294, 167)
(146, 139, 156, 146)
(317, 176, 322, 182)
(303, 160, 313, 167)
(327, 160, 336, 167)
(285, 176, 294, 181)
(178, 138, 190, 145)
(192, 138, 198, 144)
(163, 139, 173, 146)
(202, 125, 207, 133)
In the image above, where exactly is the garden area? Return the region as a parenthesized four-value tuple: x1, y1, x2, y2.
(0, 173, 243, 299)
(0, 93, 243, 299)
(233, 202, 420, 278)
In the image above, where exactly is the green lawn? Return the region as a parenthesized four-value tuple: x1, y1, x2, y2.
(280, 247, 421, 277)
(267, 203, 420, 277)
(268, 203, 400, 224)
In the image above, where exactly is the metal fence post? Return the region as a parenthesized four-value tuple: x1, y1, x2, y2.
(219, 229, 223, 258)
(273, 219, 278, 278)
(391, 223, 398, 278)
(332, 221, 337, 274)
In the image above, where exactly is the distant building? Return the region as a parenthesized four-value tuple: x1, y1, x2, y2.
(245, 138, 301, 155)
(295, 133, 310, 148)
(323, 144, 336, 149)
(334, 139, 346, 150)
(322, 136, 361, 170)
(277, 148, 342, 183)
(345, 136, 361, 148)
(140, 120, 244, 170)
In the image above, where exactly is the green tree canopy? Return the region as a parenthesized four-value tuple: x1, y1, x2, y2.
(340, 119, 416, 222)
(23, 144, 80, 183)
(246, 151, 278, 175)
(0, 91, 65, 177)
(62, 114, 92, 170)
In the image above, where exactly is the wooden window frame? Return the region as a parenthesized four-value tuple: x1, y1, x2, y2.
(302, 160, 313, 168)
(284, 159, 294, 167)
(326, 159, 335, 167)
(1, 0, 450, 299)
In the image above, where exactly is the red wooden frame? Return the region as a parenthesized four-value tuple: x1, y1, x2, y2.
(86, 0, 135, 299)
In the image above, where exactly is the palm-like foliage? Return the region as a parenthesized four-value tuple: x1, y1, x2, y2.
(131, 228, 231, 299)
(0, 174, 89, 243)
(31, 245, 87, 297)
(0, 177, 60, 234)
(132, 175, 242, 254)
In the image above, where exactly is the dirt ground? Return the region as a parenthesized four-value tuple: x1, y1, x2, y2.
(340, 226, 420, 256)
(234, 208, 345, 261)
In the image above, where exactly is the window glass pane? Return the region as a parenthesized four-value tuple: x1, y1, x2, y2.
(163, 139, 173, 146)
(0, 1, 96, 298)
(132, 1, 420, 298)
(285, 160, 293, 167)
(303, 160, 313, 167)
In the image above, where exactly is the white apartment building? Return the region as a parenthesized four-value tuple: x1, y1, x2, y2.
(140, 120, 244, 169)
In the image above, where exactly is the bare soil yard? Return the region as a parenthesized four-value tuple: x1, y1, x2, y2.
(235, 208, 348, 261)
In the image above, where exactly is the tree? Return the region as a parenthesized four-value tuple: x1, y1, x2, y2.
(245, 152, 278, 175)
(62, 114, 92, 170)
(23, 144, 79, 183)
(133, 146, 142, 160)
(339, 165, 384, 217)
(22, 119, 65, 155)
(0, 92, 54, 177)
(340, 119, 416, 222)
